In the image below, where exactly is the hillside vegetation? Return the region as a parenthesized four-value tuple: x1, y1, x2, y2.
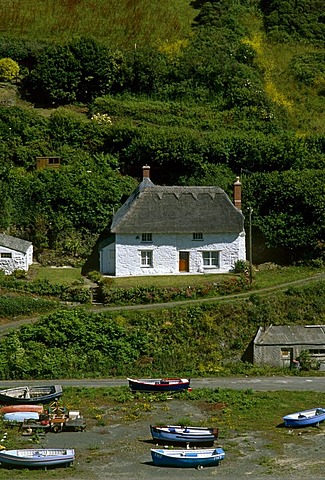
(0, 277, 324, 379)
(0, 0, 324, 268)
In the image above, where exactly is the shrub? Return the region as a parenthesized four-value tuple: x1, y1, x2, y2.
(0, 57, 19, 81)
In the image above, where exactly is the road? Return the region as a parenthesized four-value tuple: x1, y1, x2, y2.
(0, 376, 324, 391)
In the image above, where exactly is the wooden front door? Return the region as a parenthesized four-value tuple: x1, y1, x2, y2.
(179, 251, 189, 272)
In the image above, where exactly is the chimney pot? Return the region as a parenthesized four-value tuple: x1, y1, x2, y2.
(142, 165, 150, 179)
(233, 176, 242, 210)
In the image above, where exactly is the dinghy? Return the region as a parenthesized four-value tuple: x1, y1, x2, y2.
(127, 377, 190, 393)
(0, 448, 75, 468)
(150, 425, 218, 445)
(0, 385, 62, 405)
(283, 407, 325, 427)
(151, 447, 225, 468)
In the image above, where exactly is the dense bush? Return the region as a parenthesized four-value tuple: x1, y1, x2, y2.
(0, 57, 19, 81)
(0, 280, 323, 379)
(0, 294, 57, 318)
(100, 275, 250, 306)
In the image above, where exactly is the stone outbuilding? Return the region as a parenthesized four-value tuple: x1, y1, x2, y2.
(254, 325, 325, 368)
(0, 233, 33, 275)
(99, 166, 246, 276)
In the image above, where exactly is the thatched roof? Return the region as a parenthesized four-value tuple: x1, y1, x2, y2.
(0, 233, 32, 253)
(255, 325, 325, 346)
(111, 178, 244, 234)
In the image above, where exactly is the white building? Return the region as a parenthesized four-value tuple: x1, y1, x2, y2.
(0, 233, 33, 275)
(99, 166, 246, 277)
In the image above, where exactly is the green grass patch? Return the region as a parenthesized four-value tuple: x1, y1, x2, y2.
(28, 265, 83, 285)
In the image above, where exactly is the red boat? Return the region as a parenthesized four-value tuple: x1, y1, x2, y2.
(127, 377, 191, 393)
(0, 404, 44, 414)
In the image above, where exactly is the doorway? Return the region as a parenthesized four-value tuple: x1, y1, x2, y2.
(179, 251, 189, 272)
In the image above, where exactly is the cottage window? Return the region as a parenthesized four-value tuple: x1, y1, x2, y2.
(141, 233, 152, 242)
(0, 252, 12, 258)
(202, 251, 219, 267)
(193, 232, 203, 241)
(141, 251, 153, 267)
(308, 349, 325, 356)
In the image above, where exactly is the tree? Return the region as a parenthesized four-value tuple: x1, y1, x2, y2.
(0, 57, 19, 81)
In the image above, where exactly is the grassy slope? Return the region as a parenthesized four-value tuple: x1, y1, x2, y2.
(0, 0, 195, 48)
(1, 1, 323, 135)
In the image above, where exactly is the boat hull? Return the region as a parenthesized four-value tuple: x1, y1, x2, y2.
(151, 447, 225, 468)
(0, 405, 44, 414)
(3, 411, 39, 423)
(128, 378, 190, 393)
(150, 425, 218, 445)
(0, 449, 75, 468)
(0, 385, 63, 405)
(283, 408, 325, 427)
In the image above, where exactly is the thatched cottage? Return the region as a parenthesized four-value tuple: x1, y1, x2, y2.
(99, 166, 246, 277)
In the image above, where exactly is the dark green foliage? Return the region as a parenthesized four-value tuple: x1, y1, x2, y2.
(289, 53, 325, 93)
(0, 280, 323, 379)
(261, 0, 325, 44)
(0, 277, 90, 305)
(0, 294, 56, 318)
(100, 275, 250, 306)
(244, 170, 325, 259)
(21, 37, 122, 105)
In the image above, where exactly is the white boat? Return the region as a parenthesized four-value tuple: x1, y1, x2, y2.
(0, 448, 75, 468)
(151, 447, 225, 468)
(3, 411, 39, 423)
(150, 425, 218, 445)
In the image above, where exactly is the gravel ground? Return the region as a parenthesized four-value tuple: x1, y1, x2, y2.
(3, 398, 322, 480)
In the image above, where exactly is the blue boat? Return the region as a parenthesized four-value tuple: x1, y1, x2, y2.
(0, 449, 75, 468)
(151, 447, 225, 468)
(150, 425, 218, 445)
(283, 407, 325, 427)
(127, 377, 190, 393)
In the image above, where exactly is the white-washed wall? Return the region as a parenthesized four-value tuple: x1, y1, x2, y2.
(0, 245, 33, 275)
(106, 231, 246, 277)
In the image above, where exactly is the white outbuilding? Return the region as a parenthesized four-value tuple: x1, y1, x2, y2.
(0, 233, 33, 275)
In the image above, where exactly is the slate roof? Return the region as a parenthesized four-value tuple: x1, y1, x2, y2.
(255, 325, 325, 346)
(0, 233, 32, 254)
(111, 178, 244, 234)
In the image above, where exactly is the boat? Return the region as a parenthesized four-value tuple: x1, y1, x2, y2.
(283, 407, 325, 427)
(150, 425, 219, 445)
(151, 447, 225, 468)
(127, 377, 190, 393)
(0, 404, 44, 414)
(0, 385, 63, 405)
(0, 448, 75, 468)
(3, 411, 39, 423)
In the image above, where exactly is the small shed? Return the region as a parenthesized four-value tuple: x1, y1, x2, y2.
(254, 325, 325, 368)
(36, 156, 61, 170)
(0, 233, 33, 275)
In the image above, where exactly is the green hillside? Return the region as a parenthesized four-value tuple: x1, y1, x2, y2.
(0, 0, 324, 266)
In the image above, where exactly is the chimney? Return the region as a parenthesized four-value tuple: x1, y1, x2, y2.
(233, 176, 242, 210)
(142, 165, 150, 180)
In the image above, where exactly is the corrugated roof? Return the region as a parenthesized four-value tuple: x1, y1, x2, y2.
(111, 180, 244, 234)
(255, 325, 325, 345)
(0, 233, 32, 254)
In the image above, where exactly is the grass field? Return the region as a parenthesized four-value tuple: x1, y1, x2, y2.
(29, 264, 323, 290)
(0, 0, 195, 48)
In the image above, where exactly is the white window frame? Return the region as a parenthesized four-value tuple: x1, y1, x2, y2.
(202, 251, 220, 268)
(140, 250, 153, 267)
(141, 233, 152, 242)
(193, 232, 203, 241)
